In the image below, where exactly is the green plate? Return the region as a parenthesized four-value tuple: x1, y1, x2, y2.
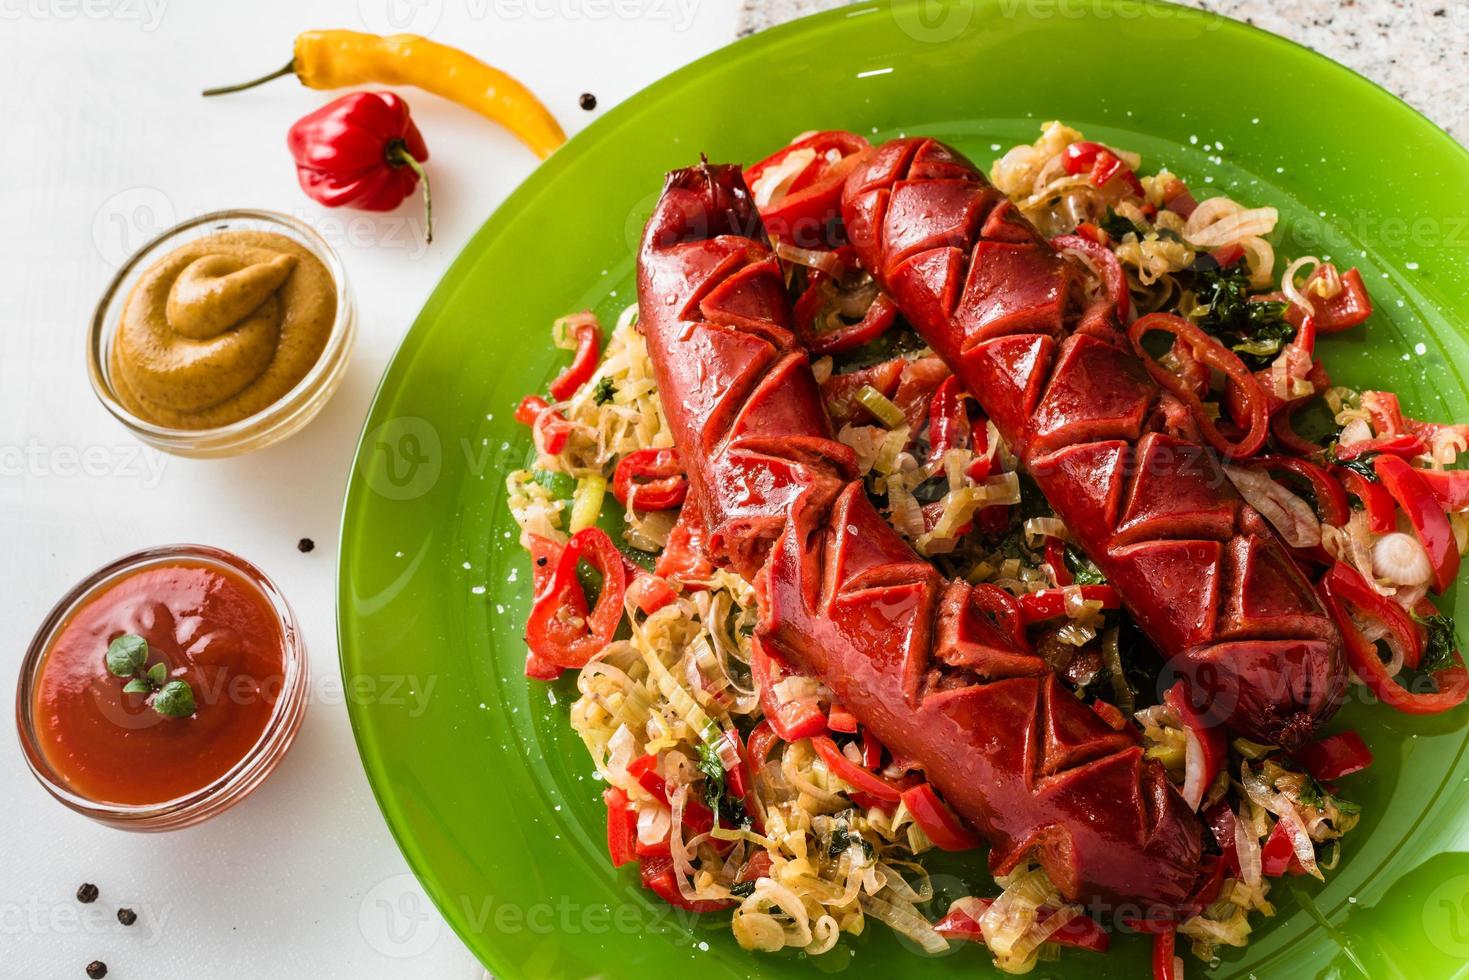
(338, 2, 1469, 977)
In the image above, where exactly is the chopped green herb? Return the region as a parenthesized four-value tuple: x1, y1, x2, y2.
(1413, 612, 1461, 673)
(532, 468, 577, 498)
(1065, 545, 1107, 586)
(1325, 448, 1379, 483)
(122, 678, 151, 695)
(1099, 207, 1143, 241)
(827, 825, 875, 860)
(592, 376, 617, 405)
(729, 880, 757, 898)
(1187, 266, 1295, 369)
(696, 737, 749, 827)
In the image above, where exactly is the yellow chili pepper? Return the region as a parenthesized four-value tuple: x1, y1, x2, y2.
(204, 30, 565, 159)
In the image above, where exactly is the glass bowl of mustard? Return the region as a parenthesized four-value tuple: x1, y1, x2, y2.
(88, 209, 356, 458)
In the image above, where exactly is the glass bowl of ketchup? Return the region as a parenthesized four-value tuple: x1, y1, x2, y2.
(16, 545, 308, 830)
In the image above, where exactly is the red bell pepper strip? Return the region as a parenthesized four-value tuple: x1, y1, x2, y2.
(1363, 390, 1408, 436)
(1321, 563, 1468, 714)
(638, 853, 732, 912)
(794, 281, 900, 355)
(1045, 536, 1073, 587)
(1373, 454, 1460, 592)
(747, 130, 872, 248)
(624, 568, 677, 615)
(751, 637, 828, 741)
(1334, 433, 1427, 462)
(811, 735, 904, 802)
(1152, 928, 1178, 980)
(547, 315, 601, 400)
(1017, 585, 1121, 624)
(926, 374, 969, 457)
(612, 448, 688, 511)
(604, 786, 638, 868)
(745, 719, 783, 770)
(1247, 456, 1351, 527)
(1062, 140, 1144, 198)
(934, 902, 1111, 953)
(860, 728, 885, 770)
(1259, 820, 1306, 878)
(1286, 265, 1373, 334)
(522, 534, 574, 680)
(734, 850, 774, 885)
(627, 754, 719, 837)
(1322, 562, 1424, 669)
(900, 783, 981, 851)
(1292, 731, 1373, 782)
(827, 703, 859, 734)
(1421, 469, 1469, 513)
(1164, 681, 1227, 811)
(515, 394, 574, 455)
(1092, 699, 1129, 732)
(1336, 467, 1398, 534)
(1074, 222, 1106, 245)
(1052, 233, 1131, 321)
(524, 527, 627, 670)
(1129, 313, 1269, 459)
(515, 394, 550, 426)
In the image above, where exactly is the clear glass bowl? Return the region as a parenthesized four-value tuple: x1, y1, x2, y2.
(87, 209, 356, 458)
(16, 545, 309, 831)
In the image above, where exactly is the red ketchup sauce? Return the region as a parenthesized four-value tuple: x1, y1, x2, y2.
(32, 560, 285, 805)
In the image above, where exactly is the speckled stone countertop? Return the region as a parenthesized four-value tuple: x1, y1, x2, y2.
(739, 0, 1469, 145)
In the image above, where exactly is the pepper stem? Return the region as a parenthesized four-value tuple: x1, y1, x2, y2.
(387, 141, 433, 244)
(201, 59, 296, 97)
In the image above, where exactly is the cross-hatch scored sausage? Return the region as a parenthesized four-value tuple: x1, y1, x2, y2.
(840, 137, 1347, 749)
(637, 162, 1203, 911)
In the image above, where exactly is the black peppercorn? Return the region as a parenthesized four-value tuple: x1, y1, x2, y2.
(297, 537, 315, 553)
(86, 963, 108, 979)
(76, 883, 99, 904)
(117, 907, 137, 926)
(578, 92, 597, 111)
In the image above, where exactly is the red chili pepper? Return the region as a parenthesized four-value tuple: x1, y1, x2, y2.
(1335, 467, 1397, 534)
(1017, 585, 1121, 624)
(514, 394, 574, 454)
(604, 786, 638, 868)
(515, 394, 550, 426)
(523, 534, 571, 680)
(1062, 140, 1145, 197)
(286, 92, 433, 240)
(827, 704, 859, 734)
(1373, 455, 1460, 592)
(1292, 731, 1373, 782)
(627, 753, 718, 836)
(751, 638, 828, 741)
(1053, 233, 1131, 321)
(1321, 562, 1468, 714)
(547, 315, 601, 401)
(638, 853, 732, 912)
(1363, 390, 1409, 435)
(1092, 699, 1129, 731)
(1130, 313, 1269, 458)
(1152, 927, 1178, 980)
(1247, 456, 1351, 527)
(1074, 222, 1107, 245)
(927, 375, 969, 457)
(900, 783, 981, 851)
(524, 527, 627, 670)
(611, 448, 688, 511)
(811, 735, 904, 802)
(1334, 433, 1427, 462)
(624, 568, 677, 615)
(745, 719, 783, 771)
(1286, 265, 1373, 334)
(934, 904, 1110, 953)
(747, 131, 871, 248)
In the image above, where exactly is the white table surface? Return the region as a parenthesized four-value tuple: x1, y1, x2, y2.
(2, 2, 737, 977)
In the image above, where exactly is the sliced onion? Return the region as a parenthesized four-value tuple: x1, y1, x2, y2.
(1184, 198, 1279, 248)
(1281, 255, 1322, 320)
(775, 240, 846, 278)
(750, 148, 816, 208)
(1234, 810, 1263, 888)
(1225, 466, 1321, 548)
(859, 891, 949, 954)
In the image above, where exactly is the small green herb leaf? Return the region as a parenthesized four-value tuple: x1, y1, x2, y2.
(122, 678, 152, 695)
(152, 680, 196, 719)
(146, 662, 168, 687)
(105, 634, 148, 678)
(729, 880, 757, 898)
(1413, 612, 1461, 674)
(592, 376, 617, 405)
(1099, 207, 1143, 241)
